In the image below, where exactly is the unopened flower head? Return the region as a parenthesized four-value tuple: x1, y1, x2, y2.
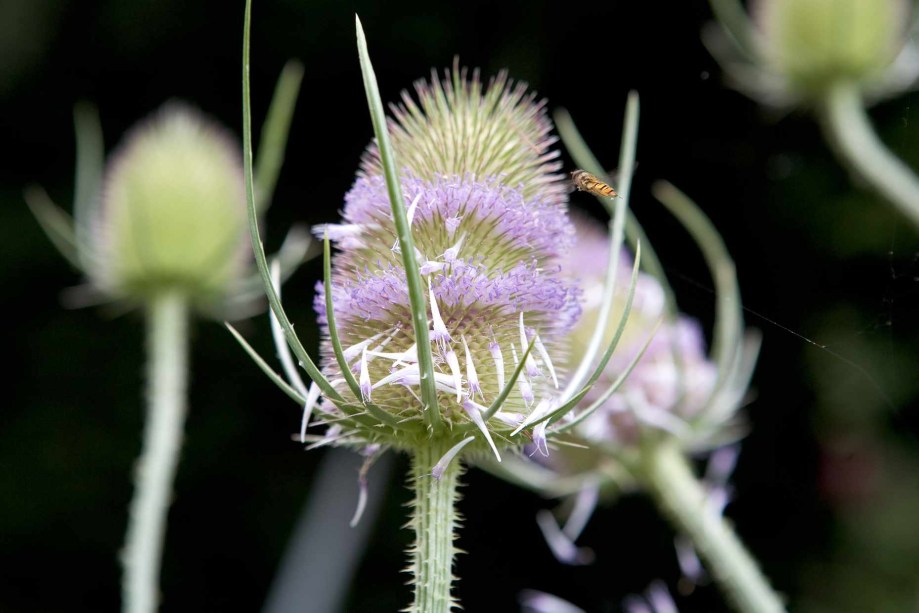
(706, 0, 917, 106)
(755, 0, 910, 98)
(96, 102, 248, 306)
(315, 65, 580, 452)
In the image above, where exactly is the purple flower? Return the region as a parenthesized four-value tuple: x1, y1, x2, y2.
(312, 65, 581, 451)
(561, 214, 718, 447)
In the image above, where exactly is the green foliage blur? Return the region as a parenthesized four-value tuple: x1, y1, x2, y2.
(2, 0, 918, 611)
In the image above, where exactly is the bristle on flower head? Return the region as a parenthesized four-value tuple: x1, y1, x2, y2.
(360, 59, 567, 208)
(314, 65, 580, 451)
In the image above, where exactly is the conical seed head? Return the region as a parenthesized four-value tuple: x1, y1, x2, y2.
(95, 102, 247, 304)
(317, 68, 580, 443)
(360, 62, 567, 208)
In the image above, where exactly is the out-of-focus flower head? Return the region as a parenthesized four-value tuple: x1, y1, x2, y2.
(560, 215, 719, 452)
(489, 184, 760, 565)
(96, 103, 248, 307)
(706, 0, 919, 106)
(27, 85, 309, 318)
(310, 62, 582, 458)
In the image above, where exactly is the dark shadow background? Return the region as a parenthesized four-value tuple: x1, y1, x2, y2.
(3, 0, 919, 611)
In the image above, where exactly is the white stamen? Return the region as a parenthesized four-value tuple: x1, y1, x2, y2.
(428, 279, 451, 345)
(419, 260, 445, 276)
(489, 339, 505, 390)
(374, 366, 460, 396)
(462, 335, 481, 399)
(532, 420, 549, 456)
(562, 483, 599, 541)
(536, 510, 595, 565)
(367, 342, 417, 367)
(406, 192, 421, 225)
(465, 399, 525, 428)
(359, 348, 372, 402)
(371, 363, 420, 389)
(511, 344, 534, 407)
(519, 590, 586, 613)
(462, 400, 501, 462)
(646, 581, 679, 613)
(464, 398, 488, 413)
(675, 535, 706, 585)
(431, 436, 475, 480)
(396, 372, 462, 396)
(370, 325, 400, 352)
(394, 343, 418, 367)
(390, 194, 422, 253)
(443, 233, 466, 263)
(350, 478, 369, 528)
(512, 398, 553, 436)
(705, 445, 741, 486)
(349, 448, 381, 528)
(534, 335, 559, 389)
(519, 313, 541, 378)
(445, 347, 463, 401)
(492, 411, 525, 428)
(445, 215, 462, 237)
(343, 333, 383, 363)
(300, 382, 321, 443)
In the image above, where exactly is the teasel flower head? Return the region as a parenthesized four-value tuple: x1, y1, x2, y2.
(27, 78, 309, 319)
(705, 0, 918, 106)
(490, 183, 760, 567)
(517, 196, 759, 484)
(559, 215, 720, 451)
(95, 103, 248, 306)
(28, 58, 306, 613)
(310, 62, 582, 458)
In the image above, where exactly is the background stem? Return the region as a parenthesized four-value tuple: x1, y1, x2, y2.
(820, 80, 919, 231)
(409, 442, 462, 613)
(639, 441, 786, 613)
(122, 291, 190, 613)
(262, 449, 394, 613)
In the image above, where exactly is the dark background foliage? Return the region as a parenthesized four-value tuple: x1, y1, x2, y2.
(3, 0, 919, 611)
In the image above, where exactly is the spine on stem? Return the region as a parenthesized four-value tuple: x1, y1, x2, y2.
(408, 441, 463, 613)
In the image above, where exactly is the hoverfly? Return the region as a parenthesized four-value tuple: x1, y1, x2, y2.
(570, 169, 618, 198)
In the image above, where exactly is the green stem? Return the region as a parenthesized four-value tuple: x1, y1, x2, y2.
(408, 441, 462, 613)
(639, 441, 786, 613)
(122, 291, 190, 613)
(820, 80, 919, 231)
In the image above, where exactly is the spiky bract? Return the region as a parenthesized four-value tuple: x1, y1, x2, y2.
(315, 67, 579, 453)
(562, 216, 717, 448)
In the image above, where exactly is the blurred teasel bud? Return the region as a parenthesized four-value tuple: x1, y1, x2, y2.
(758, 0, 910, 98)
(96, 103, 248, 307)
(706, 0, 918, 105)
(310, 62, 581, 456)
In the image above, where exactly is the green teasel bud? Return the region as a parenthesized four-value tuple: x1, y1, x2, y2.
(95, 102, 247, 306)
(756, 0, 909, 97)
